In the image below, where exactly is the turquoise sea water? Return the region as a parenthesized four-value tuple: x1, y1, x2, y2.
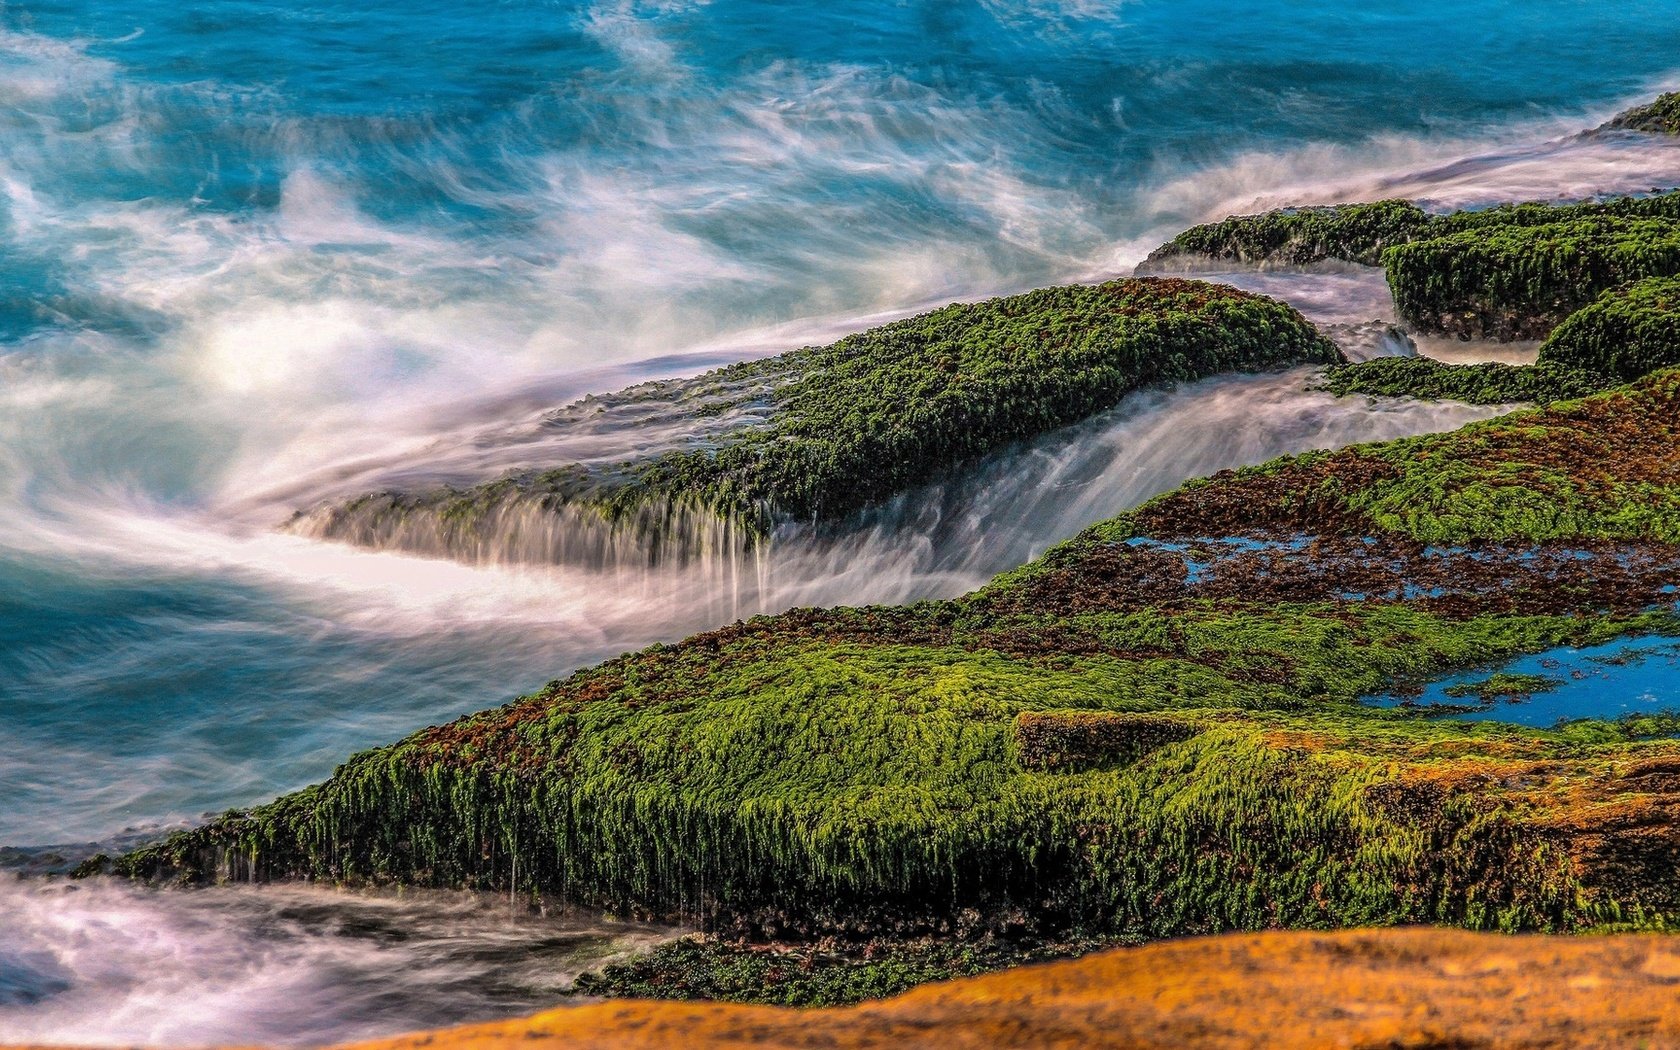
(3, 0, 1680, 1042)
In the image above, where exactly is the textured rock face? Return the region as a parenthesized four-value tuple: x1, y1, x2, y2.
(1604, 92, 1680, 136)
(222, 929, 1680, 1049)
(12, 928, 1680, 1048)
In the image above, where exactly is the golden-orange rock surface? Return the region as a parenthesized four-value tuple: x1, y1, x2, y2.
(336, 928, 1680, 1049)
(18, 928, 1680, 1050)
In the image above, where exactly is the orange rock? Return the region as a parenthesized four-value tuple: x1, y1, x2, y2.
(342, 928, 1680, 1050)
(16, 928, 1680, 1050)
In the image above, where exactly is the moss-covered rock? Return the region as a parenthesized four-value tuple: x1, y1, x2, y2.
(1604, 92, 1680, 136)
(1319, 356, 1614, 405)
(1538, 276, 1680, 381)
(1382, 217, 1680, 340)
(1112, 367, 1680, 545)
(297, 278, 1340, 566)
(1143, 193, 1680, 271)
(112, 370, 1680, 960)
(569, 933, 1109, 1007)
(1142, 199, 1433, 268)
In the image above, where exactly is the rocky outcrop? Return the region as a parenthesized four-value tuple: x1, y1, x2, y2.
(1603, 91, 1680, 136)
(327, 929, 1680, 1049)
(293, 279, 1339, 569)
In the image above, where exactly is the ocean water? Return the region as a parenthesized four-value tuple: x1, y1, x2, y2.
(4, 0, 1680, 1043)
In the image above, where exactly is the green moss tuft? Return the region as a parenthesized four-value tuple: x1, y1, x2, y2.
(1605, 92, 1680, 136)
(1539, 276, 1680, 381)
(1382, 218, 1680, 341)
(1320, 357, 1615, 405)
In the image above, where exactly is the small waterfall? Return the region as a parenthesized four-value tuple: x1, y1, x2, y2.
(287, 489, 775, 622)
(279, 366, 1507, 622)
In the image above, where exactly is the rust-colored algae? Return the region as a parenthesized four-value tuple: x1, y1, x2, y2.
(291, 929, 1680, 1049)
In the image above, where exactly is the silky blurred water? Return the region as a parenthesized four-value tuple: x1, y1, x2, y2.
(3, 0, 1680, 1043)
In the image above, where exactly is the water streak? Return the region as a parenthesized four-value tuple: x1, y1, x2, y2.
(0, 878, 675, 1048)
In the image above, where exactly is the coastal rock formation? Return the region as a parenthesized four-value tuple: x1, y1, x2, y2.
(1383, 217, 1680, 340)
(1140, 192, 1680, 275)
(1318, 356, 1612, 405)
(1145, 185, 1680, 402)
(106, 368, 1680, 1002)
(1141, 186, 1680, 343)
(327, 930, 1680, 1049)
(293, 278, 1337, 569)
(1604, 91, 1680, 136)
(1540, 275, 1680, 380)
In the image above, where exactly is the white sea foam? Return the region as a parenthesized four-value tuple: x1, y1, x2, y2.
(1129, 87, 1680, 247)
(0, 878, 675, 1048)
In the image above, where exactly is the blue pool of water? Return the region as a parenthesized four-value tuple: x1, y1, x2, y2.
(1368, 636, 1680, 727)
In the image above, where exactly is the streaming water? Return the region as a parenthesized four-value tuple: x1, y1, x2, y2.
(4, 0, 1680, 1044)
(0, 878, 676, 1047)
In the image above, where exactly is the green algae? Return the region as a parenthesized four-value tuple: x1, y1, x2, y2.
(1605, 92, 1680, 136)
(1382, 218, 1680, 340)
(102, 182, 1680, 1011)
(1143, 192, 1680, 271)
(1144, 199, 1434, 268)
(114, 370, 1680, 959)
(1441, 673, 1563, 703)
(570, 933, 1112, 1007)
(303, 278, 1338, 561)
(1108, 367, 1680, 546)
(1319, 357, 1614, 405)
(1539, 276, 1680, 381)
(1143, 188, 1680, 344)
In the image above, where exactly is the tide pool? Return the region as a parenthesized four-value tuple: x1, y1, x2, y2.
(1369, 636, 1680, 727)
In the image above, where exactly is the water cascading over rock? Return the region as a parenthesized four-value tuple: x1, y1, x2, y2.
(287, 278, 1342, 583)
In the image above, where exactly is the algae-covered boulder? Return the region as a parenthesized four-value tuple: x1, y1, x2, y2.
(294, 278, 1340, 567)
(1143, 192, 1680, 347)
(1603, 92, 1680, 136)
(1539, 276, 1680, 381)
(1382, 217, 1680, 340)
(1142, 193, 1680, 271)
(1319, 356, 1613, 406)
(1141, 199, 1433, 268)
(114, 371, 1680, 952)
